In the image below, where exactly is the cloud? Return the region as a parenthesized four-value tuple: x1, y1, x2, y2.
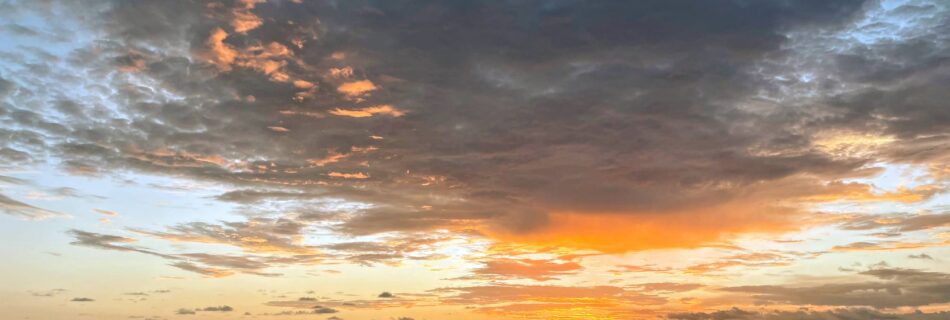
(175, 306, 234, 315)
(94, 209, 118, 217)
(909, 253, 934, 260)
(67, 229, 176, 259)
(0, 175, 27, 185)
(203, 28, 238, 71)
(336, 80, 377, 97)
(3, 0, 915, 256)
(68, 229, 301, 277)
(169, 262, 234, 278)
(666, 308, 950, 320)
(230, 0, 264, 34)
(329, 105, 405, 118)
(466, 258, 583, 281)
(832, 240, 948, 252)
(432, 284, 666, 318)
(175, 308, 195, 315)
(631, 283, 704, 293)
(313, 306, 338, 314)
(722, 268, 950, 308)
(378, 292, 394, 298)
(5, 4, 950, 318)
(30, 289, 67, 297)
(130, 218, 315, 254)
(199, 305, 233, 312)
(684, 252, 796, 274)
(327, 172, 369, 179)
(609, 264, 672, 274)
(0, 192, 68, 220)
(71, 297, 94, 302)
(841, 212, 950, 232)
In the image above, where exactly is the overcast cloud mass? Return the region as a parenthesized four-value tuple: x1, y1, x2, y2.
(1, 0, 949, 319)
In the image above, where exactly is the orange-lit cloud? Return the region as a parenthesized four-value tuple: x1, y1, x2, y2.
(231, 0, 265, 34)
(485, 204, 802, 253)
(201, 28, 299, 82)
(468, 258, 583, 281)
(293, 80, 315, 89)
(308, 151, 347, 167)
(329, 67, 354, 78)
(329, 105, 405, 118)
(328, 171, 369, 179)
(336, 80, 377, 97)
(204, 28, 238, 71)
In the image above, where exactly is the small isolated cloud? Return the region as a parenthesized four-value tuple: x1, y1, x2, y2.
(176, 305, 232, 315)
(93, 209, 118, 216)
(200, 305, 233, 312)
(71, 297, 94, 302)
(909, 253, 934, 260)
(313, 306, 338, 314)
(175, 308, 195, 315)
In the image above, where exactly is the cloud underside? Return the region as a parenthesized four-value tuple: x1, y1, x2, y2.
(2, 0, 947, 254)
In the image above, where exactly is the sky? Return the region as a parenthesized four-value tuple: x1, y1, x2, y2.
(1, 0, 950, 319)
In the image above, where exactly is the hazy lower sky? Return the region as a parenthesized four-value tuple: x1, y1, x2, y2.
(1, 0, 950, 319)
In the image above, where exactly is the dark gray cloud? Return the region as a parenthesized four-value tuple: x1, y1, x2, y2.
(841, 212, 950, 232)
(174, 305, 233, 315)
(0, 0, 944, 316)
(667, 308, 950, 320)
(5, 0, 917, 241)
(313, 306, 338, 314)
(175, 308, 195, 315)
(199, 305, 233, 312)
(908, 253, 934, 260)
(71, 297, 94, 302)
(1, 0, 948, 289)
(723, 268, 950, 308)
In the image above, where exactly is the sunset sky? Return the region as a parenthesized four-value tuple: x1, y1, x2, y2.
(1, 0, 950, 319)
